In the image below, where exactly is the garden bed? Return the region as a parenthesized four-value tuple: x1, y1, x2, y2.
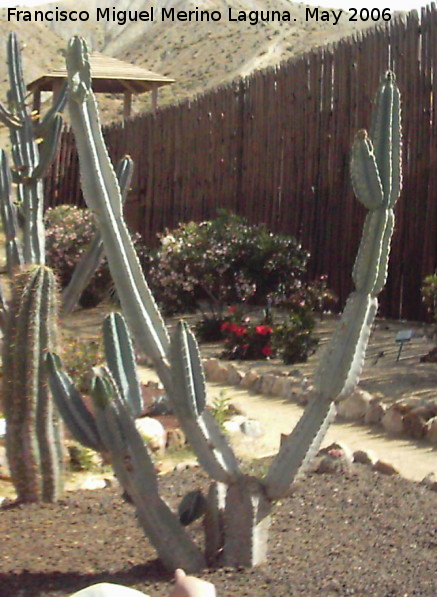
(0, 462, 436, 596)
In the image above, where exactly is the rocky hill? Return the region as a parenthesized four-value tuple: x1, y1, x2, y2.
(0, 0, 382, 122)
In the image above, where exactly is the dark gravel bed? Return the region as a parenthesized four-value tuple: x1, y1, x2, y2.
(0, 463, 436, 597)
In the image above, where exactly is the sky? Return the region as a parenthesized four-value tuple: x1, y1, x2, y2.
(0, 0, 433, 9)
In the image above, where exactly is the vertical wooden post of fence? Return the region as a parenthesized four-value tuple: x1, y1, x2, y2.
(123, 90, 132, 120)
(151, 85, 158, 115)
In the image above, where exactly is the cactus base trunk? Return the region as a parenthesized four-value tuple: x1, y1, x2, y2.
(205, 477, 272, 567)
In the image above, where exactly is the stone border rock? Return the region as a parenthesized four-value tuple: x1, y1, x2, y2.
(202, 358, 437, 447)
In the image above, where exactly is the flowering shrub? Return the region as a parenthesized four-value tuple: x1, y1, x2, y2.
(146, 211, 309, 315)
(45, 205, 147, 308)
(220, 307, 275, 360)
(274, 275, 337, 315)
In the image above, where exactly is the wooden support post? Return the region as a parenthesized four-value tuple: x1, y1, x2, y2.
(123, 90, 132, 120)
(33, 89, 41, 114)
(151, 85, 158, 115)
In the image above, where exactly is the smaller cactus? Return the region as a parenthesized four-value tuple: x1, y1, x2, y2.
(2, 265, 63, 502)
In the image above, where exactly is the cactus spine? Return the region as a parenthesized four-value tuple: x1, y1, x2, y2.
(2, 266, 64, 502)
(63, 38, 402, 570)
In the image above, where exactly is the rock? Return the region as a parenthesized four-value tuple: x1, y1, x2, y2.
(353, 449, 377, 466)
(336, 389, 372, 421)
(173, 461, 199, 472)
(223, 415, 247, 434)
(79, 477, 111, 491)
(372, 460, 399, 475)
(315, 442, 353, 474)
(260, 374, 277, 395)
(381, 407, 405, 436)
(135, 417, 166, 453)
(70, 583, 149, 597)
(425, 416, 437, 445)
(225, 364, 243, 386)
(240, 419, 264, 437)
(364, 397, 386, 425)
(420, 472, 437, 491)
(170, 568, 216, 597)
(203, 358, 220, 378)
(240, 370, 260, 389)
(166, 428, 186, 451)
(203, 358, 228, 383)
(403, 407, 432, 439)
(270, 376, 288, 396)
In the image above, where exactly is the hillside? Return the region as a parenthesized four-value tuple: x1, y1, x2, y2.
(0, 0, 383, 122)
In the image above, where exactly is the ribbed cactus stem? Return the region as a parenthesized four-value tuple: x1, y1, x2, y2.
(264, 71, 402, 500)
(2, 265, 64, 502)
(61, 156, 134, 315)
(0, 33, 65, 269)
(0, 149, 23, 273)
(90, 368, 206, 572)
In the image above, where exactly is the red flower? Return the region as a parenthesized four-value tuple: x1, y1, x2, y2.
(261, 345, 273, 357)
(227, 305, 237, 314)
(256, 325, 273, 336)
(221, 321, 230, 331)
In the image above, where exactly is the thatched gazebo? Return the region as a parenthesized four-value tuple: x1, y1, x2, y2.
(28, 52, 175, 118)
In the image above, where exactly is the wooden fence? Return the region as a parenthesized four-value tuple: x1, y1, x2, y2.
(45, 5, 437, 321)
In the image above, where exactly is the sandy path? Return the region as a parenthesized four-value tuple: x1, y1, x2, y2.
(206, 383, 437, 483)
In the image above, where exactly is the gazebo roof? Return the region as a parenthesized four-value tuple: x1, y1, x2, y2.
(28, 52, 175, 94)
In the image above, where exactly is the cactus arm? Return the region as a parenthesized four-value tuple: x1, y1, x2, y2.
(350, 131, 384, 210)
(91, 371, 206, 573)
(370, 71, 402, 207)
(61, 156, 134, 315)
(32, 114, 63, 180)
(0, 99, 21, 129)
(37, 82, 68, 136)
(0, 149, 23, 273)
(7, 33, 27, 119)
(264, 71, 402, 500)
(45, 352, 104, 452)
(66, 37, 169, 370)
(103, 312, 143, 418)
(170, 322, 242, 482)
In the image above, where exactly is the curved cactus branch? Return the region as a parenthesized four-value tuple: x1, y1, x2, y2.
(67, 37, 169, 371)
(91, 368, 206, 573)
(0, 149, 23, 273)
(103, 312, 143, 418)
(264, 71, 402, 500)
(61, 156, 134, 315)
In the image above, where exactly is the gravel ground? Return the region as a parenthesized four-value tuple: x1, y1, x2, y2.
(1, 461, 436, 597)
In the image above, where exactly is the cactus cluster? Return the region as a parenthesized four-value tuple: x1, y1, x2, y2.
(0, 33, 66, 269)
(2, 265, 63, 502)
(49, 36, 402, 572)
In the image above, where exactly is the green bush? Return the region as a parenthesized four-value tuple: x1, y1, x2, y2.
(421, 274, 437, 323)
(147, 211, 309, 316)
(272, 310, 318, 365)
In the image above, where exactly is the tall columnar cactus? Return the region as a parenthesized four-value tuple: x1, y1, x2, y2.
(0, 32, 66, 267)
(2, 265, 64, 502)
(61, 36, 402, 571)
(61, 156, 134, 315)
